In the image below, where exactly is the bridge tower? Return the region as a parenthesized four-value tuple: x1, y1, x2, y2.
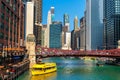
(26, 34, 36, 68)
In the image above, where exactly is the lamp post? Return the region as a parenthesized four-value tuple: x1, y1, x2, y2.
(103, 18, 107, 50)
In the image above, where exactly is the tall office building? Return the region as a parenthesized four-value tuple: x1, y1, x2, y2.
(71, 29, 80, 50)
(51, 7, 55, 22)
(28, 0, 42, 46)
(74, 16, 79, 31)
(45, 10, 52, 48)
(25, 0, 42, 23)
(80, 17, 86, 50)
(64, 14, 70, 31)
(49, 22, 62, 48)
(25, 2, 34, 40)
(33, 0, 42, 23)
(71, 16, 80, 50)
(0, 0, 25, 49)
(41, 25, 47, 47)
(62, 14, 71, 50)
(103, 0, 120, 49)
(34, 23, 42, 46)
(86, 0, 103, 50)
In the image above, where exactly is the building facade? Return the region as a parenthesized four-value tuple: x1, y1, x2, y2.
(0, 0, 25, 50)
(51, 7, 55, 22)
(34, 23, 42, 46)
(103, 0, 120, 49)
(86, 0, 103, 50)
(71, 16, 80, 50)
(64, 13, 70, 31)
(80, 17, 86, 50)
(33, 0, 42, 23)
(45, 10, 52, 48)
(63, 32, 71, 50)
(74, 16, 79, 31)
(29, 0, 42, 46)
(25, 2, 34, 40)
(41, 25, 47, 47)
(71, 30, 80, 50)
(62, 14, 71, 50)
(49, 22, 62, 48)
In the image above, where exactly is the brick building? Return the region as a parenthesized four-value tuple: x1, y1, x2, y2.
(0, 0, 25, 50)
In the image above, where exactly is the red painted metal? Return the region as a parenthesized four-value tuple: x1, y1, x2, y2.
(35, 46, 120, 57)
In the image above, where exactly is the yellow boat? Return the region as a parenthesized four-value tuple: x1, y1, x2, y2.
(31, 62, 57, 75)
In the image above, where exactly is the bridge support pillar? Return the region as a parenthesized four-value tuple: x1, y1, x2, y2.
(26, 34, 36, 68)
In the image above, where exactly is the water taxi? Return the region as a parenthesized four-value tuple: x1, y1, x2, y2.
(31, 62, 57, 75)
(83, 57, 93, 61)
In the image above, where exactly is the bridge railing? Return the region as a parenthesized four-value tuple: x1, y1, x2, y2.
(35, 46, 120, 57)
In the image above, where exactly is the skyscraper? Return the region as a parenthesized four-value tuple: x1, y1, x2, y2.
(30, 0, 42, 46)
(24, 0, 42, 23)
(80, 17, 86, 50)
(62, 14, 71, 50)
(86, 0, 103, 50)
(25, 2, 34, 40)
(51, 7, 55, 22)
(41, 25, 47, 47)
(103, 0, 120, 49)
(74, 16, 79, 31)
(33, 0, 42, 23)
(34, 23, 42, 46)
(64, 14, 70, 31)
(64, 14, 69, 25)
(45, 10, 52, 48)
(71, 16, 80, 50)
(49, 22, 62, 48)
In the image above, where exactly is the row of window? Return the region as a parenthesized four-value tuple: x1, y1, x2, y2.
(5, 0, 18, 12)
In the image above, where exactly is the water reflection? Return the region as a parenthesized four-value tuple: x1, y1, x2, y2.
(31, 72, 57, 80)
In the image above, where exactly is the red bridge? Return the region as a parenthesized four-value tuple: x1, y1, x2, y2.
(35, 46, 120, 58)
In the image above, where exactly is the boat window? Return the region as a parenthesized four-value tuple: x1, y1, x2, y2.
(44, 66, 55, 70)
(33, 68, 42, 70)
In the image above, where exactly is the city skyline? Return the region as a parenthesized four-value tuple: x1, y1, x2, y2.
(42, 0, 86, 31)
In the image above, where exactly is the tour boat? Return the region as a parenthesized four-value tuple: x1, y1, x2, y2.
(83, 57, 93, 61)
(31, 62, 57, 75)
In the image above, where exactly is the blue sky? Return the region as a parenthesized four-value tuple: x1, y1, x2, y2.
(42, 0, 86, 31)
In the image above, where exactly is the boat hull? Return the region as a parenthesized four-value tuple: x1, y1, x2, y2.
(31, 63, 57, 75)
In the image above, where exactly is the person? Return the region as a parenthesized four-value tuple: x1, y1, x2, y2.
(6, 69, 10, 75)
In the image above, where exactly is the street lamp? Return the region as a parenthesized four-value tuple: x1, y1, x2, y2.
(103, 18, 107, 50)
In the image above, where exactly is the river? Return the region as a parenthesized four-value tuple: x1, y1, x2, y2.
(17, 57, 120, 80)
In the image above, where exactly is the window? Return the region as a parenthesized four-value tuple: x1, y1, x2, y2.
(0, 32, 4, 39)
(6, 16, 9, 22)
(1, 3, 5, 9)
(1, 13, 4, 19)
(5, 35, 8, 40)
(6, 25, 8, 31)
(6, 0, 10, 3)
(0, 22, 4, 29)
(10, 28, 12, 32)
(6, 8, 9, 13)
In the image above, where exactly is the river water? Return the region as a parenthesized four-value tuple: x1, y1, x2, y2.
(18, 57, 120, 80)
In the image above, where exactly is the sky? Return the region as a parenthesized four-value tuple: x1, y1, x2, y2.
(42, 0, 86, 31)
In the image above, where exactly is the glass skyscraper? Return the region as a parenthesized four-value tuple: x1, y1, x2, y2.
(86, 0, 103, 50)
(104, 0, 120, 49)
(49, 22, 62, 48)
